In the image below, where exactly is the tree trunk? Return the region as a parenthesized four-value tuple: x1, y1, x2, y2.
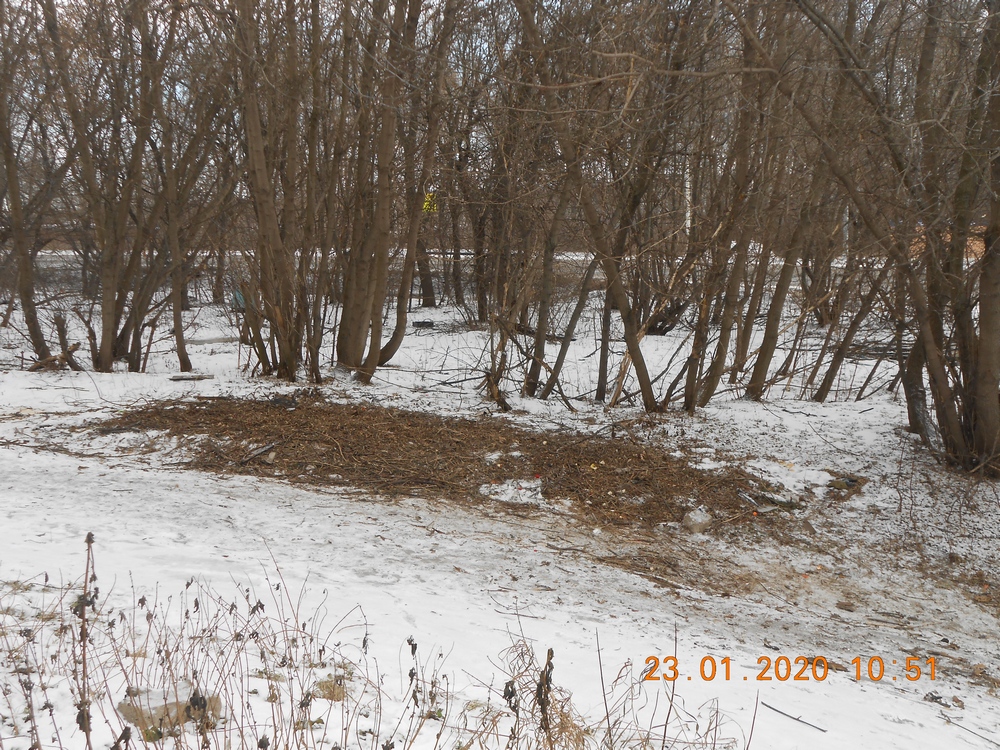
(975, 23, 1000, 467)
(0, 79, 50, 360)
(813, 258, 891, 402)
(746, 168, 826, 400)
(595, 288, 614, 403)
(539, 258, 599, 400)
(379, 0, 456, 365)
(235, 0, 300, 380)
(525, 178, 572, 397)
(356, 0, 420, 382)
(513, 0, 659, 411)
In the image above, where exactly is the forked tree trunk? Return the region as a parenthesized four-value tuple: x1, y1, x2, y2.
(355, 0, 419, 383)
(539, 257, 599, 400)
(975, 17, 1000, 466)
(514, 0, 659, 411)
(746, 167, 826, 400)
(698, 18, 757, 407)
(337, 0, 389, 367)
(0, 77, 50, 361)
(524, 179, 572, 396)
(812, 258, 891, 403)
(699, 234, 747, 406)
(379, 0, 457, 366)
(235, 0, 300, 380)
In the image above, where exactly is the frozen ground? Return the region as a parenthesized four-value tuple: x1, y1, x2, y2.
(1, 302, 999, 749)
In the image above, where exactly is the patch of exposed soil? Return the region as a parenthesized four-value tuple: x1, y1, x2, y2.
(96, 394, 768, 531)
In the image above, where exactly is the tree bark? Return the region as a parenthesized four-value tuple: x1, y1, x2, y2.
(974, 7, 1000, 467)
(513, 0, 659, 412)
(356, 0, 421, 382)
(0, 63, 50, 360)
(746, 167, 826, 400)
(524, 178, 572, 397)
(379, 0, 457, 366)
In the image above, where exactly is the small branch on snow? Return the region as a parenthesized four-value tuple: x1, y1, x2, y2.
(939, 713, 1000, 748)
(760, 701, 827, 733)
(545, 542, 589, 553)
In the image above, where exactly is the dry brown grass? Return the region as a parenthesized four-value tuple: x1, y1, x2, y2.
(97, 393, 758, 531)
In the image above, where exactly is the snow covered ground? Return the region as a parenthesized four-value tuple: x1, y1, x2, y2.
(1, 302, 999, 749)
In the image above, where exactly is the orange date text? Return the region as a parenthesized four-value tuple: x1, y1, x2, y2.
(642, 655, 937, 682)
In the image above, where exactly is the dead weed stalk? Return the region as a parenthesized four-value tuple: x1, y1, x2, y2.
(0, 535, 743, 749)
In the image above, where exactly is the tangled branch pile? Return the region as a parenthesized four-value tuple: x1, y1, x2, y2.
(99, 395, 756, 529)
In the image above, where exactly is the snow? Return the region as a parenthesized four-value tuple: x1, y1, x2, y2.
(1, 303, 999, 749)
(478, 477, 567, 509)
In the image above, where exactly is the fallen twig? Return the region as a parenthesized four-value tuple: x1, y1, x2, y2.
(939, 713, 1000, 748)
(240, 442, 277, 465)
(760, 701, 826, 733)
(27, 343, 81, 372)
(545, 542, 589, 553)
(169, 373, 215, 381)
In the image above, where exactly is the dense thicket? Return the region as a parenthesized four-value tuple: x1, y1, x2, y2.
(2, 0, 1000, 472)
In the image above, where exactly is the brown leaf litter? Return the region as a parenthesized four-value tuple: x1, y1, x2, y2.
(96, 394, 766, 531)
